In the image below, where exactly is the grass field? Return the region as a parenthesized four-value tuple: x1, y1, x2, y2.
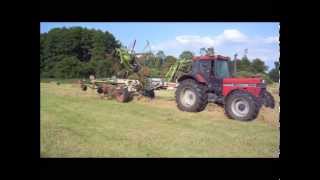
(40, 81, 280, 157)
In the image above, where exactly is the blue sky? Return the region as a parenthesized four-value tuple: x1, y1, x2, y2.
(41, 22, 279, 70)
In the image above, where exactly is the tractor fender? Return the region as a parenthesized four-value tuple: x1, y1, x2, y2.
(224, 89, 259, 104)
(177, 74, 207, 84)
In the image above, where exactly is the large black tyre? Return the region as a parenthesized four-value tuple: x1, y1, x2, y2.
(261, 90, 275, 108)
(224, 91, 260, 121)
(175, 79, 208, 112)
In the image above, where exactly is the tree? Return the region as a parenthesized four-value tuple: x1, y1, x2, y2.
(179, 51, 193, 60)
(104, 31, 121, 53)
(237, 56, 252, 72)
(40, 33, 47, 72)
(236, 71, 255, 77)
(161, 56, 178, 76)
(163, 56, 177, 67)
(53, 56, 83, 78)
(268, 61, 280, 82)
(251, 58, 268, 74)
(40, 27, 121, 78)
(156, 50, 166, 66)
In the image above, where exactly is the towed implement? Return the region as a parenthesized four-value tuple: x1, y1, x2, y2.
(80, 76, 154, 102)
(79, 40, 155, 102)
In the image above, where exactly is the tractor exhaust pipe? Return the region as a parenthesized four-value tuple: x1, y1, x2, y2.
(233, 53, 237, 77)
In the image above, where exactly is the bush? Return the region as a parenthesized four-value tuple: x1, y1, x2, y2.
(235, 71, 273, 84)
(235, 71, 255, 77)
(149, 68, 161, 78)
(256, 73, 273, 84)
(52, 56, 83, 78)
(84, 59, 114, 78)
(268, 68, 279, 83)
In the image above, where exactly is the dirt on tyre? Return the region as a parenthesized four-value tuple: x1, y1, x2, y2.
(224, 91, 260, 121)
(175, 79, 208, 112)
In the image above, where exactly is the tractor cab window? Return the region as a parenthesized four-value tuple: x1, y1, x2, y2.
(198, 61, 211, 80)
(215, 60, 230, 78)
(199, 61, 210, 73)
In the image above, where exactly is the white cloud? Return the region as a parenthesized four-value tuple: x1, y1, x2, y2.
(173, 29, 248, 47)
(150, 29, 279, 69)
(263, 36, 279, 44)
(176, 35, 216, 46)
(215, 29, 248, 44)
(151, 29, 251, 53)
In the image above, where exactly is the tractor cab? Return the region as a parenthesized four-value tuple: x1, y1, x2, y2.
(188, 54, 268, 97)
(192, 55, 231, 78)
(187, 55, 231, 96)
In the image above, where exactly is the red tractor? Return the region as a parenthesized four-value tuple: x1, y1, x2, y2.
(175, 54, 275, 121)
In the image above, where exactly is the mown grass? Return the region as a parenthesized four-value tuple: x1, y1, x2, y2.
(41, 78, 81, 84)
(41, 82, 279, 157)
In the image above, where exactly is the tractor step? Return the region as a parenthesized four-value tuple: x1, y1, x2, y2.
(208, 93, 224, 104)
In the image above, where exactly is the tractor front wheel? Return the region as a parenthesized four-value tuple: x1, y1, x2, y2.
(225, 91, 260, 121)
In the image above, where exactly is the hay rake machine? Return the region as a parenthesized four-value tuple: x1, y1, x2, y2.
(79, 40, 156, 102)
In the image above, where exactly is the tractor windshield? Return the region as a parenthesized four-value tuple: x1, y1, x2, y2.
(215, 60, 230, 78)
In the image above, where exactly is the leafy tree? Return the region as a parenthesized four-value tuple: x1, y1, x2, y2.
(256, 73, 273, 84)
(235, 71, 255, 77)
(156, 50, 166, 66)
(163, 56, 177, 67)
(40, 33, 47, 71)
(149, 68, 161, 77)
(179, 51, 194, 60)
(52, 56, 83, 78)
(104, 31, 121, 53)
(251, 58, 268, 73)
(40, 27, 121, 78)
(268, 61, 280, 82)
(161, 56, 178, 77)
(237, 56, 252, 72)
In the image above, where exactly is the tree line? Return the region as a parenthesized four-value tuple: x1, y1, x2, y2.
(228, 55, 279, 83)
(40, 27, 279, 83)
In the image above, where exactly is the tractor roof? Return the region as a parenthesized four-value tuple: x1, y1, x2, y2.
(192, 55, 230, 61)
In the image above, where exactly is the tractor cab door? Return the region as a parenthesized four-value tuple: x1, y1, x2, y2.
(198, 61, 211, 81)
(210, 61, 223, 95)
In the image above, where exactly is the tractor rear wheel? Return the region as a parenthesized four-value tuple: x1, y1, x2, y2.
(225, 91, 260, 121)
(175, 79, 208, 112)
